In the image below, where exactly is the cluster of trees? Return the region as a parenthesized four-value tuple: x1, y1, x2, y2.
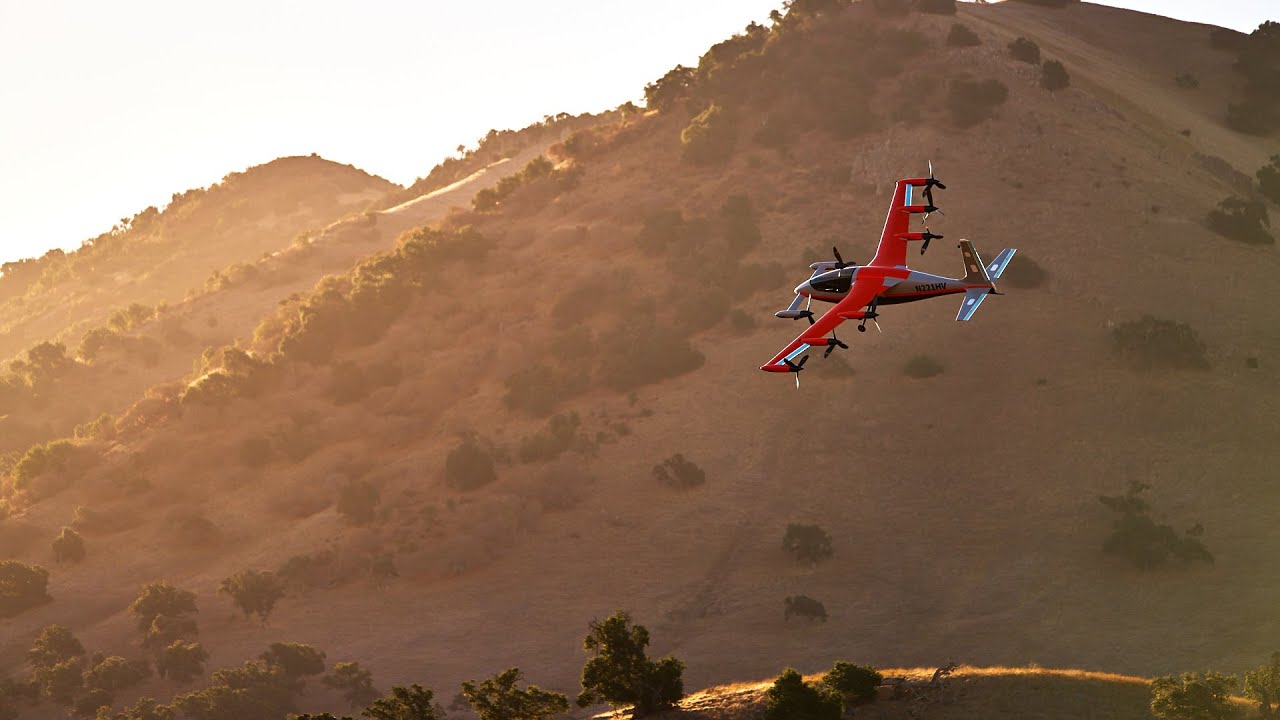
(1110, 315, 1210, 370)
(764, 662, 883, 720)
(1215, 21, 1280, 135)
(1007, 36, 1070, 91)
(471, 156, 579, 213)
(0, 341, 78, 420)
(0, 560, 51, 618)
(1151, 654, 1280, 720)
(1098, 482, 1213, 570)
(652, 453, 706, 488)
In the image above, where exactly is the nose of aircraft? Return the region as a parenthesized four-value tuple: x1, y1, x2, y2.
(795, 280, 813, 296)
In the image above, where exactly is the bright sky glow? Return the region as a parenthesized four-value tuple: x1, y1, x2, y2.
(0, 1, 1274, 266)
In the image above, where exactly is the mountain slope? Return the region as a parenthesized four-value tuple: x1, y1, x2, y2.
(1, 3, 1279, 719)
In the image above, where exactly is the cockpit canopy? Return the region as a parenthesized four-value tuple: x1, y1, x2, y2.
(810, 267, 855, 293)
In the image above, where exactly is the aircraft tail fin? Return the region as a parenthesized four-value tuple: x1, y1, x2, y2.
(959, 240, 992, 284)
(985, 248, 1017, 280)
(956, 288, 991, 321)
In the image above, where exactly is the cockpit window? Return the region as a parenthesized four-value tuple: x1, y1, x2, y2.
(811, 268, 853, 293)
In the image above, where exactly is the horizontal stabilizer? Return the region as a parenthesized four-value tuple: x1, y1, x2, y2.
(956, 288, 990, 321)
(985, 249, 1017, 280)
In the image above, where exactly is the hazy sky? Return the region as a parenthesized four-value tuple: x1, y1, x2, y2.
(0, 1, 1273, 266)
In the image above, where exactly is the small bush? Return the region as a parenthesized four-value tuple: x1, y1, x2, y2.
(337, 480, 380, 525)
(764, 669, 842, 720)
(445, 436, 497, 491)
(1110, 316, 1209, 370)
(1150, 672, 1238, 720)
(1175, 73, 1200, 89)
(681, 103, 737, 165)
(652, 454, 706, 488)
(946, 78, 1009, 128)
(784, 595, 828, 622)
(52, 527, 85, 563)
(0, 561, 51, 617)
(518, 413, 594, 463)
(1099, 482, 1213, 570)
(783, 524, 833, 565)
(1255, 155, 1280, 205)
(1041, 59, 1070, 91)
(823, 662, 882, 704)
(219, 570, 285, 622)
(946, 23, 981, 47)
(1008, 37, 1042, 64)
(904, 355, 944, 378)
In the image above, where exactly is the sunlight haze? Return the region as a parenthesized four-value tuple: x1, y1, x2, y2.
(0, 0, 1273, 265)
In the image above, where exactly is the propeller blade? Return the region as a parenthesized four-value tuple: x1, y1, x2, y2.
(872, 317, 882, 333)
(832, 246, 846, 269)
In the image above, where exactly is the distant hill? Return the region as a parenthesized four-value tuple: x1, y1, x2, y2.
(1, 3, 1279, 720)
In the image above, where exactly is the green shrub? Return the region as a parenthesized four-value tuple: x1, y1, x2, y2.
(12, 439, 78, 496)
(73, 413, 117, 441)
(503, 365, 581, 416)
(947, 23, 981, 47)
(219, 570, 285, 622)
(445, 436, 497, 491)
(1008, 37, 1041, 64)
(784, 595, 828, 622)
(783, 524, 833, 565)
(904, 355, 944, 378)
(1041, 59, 1070, 91)
(159, 640, 207, 684)
(0, 560, 51, 617)
(52, 526, 86, 563)
(323, 662, 380, 709)
(518, 413, 593, 463)
(1110, 316, 1209, 370)
(644, 65, 695, 112)
(463, 668, 567, 720)
(681, 103, 737, 165)
(1245, 652, 1280, 717)
(946, 78, 1009, 127)
(822, 662, 882, 704)
(28, 624, 83, 669)
(129, 581, 198, 645)
(108, 303, 156, 333)
(1175, 73, 1200, 89)
(337, 480, 380, 525)
(1150, 672, 1239, 720)
(764, 669, 842, 720)
(576, 610, 684, 716)
(1099, 482, 1213, 570)
(1259, 155, 1280, 204)
(652, 454, 706, 488)
(84, 656, 150, 694)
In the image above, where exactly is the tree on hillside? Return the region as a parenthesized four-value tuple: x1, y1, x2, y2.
(946, 78, 1009, 127)
(644, 65, 695, 112)
(1008, 37, 1041, 64)
(681, 103, 737, 165)
(1246, 653, 1280, 717)
(260, 643, 326, 683)
(53, 526, 86, 563)
(323, 662, 379, 709)
(1207, 196, 1273, 244)
(822, 662, 882, 705)
(157, 641, 207, 684)
(27, 624, 84, 669)
(362, 684, 441, 720)
(1257, 155, 1280, 205)
(764, 669, 842, 720)
(1150, 672, 1239, 720)
(576, 611, 684, 716)
(947, 23, 981, 47)
(462, 668, 568, 720)
(783, 524, 833, 565)
(84, 656, 150, 695)
(0, 560, 52, 617)
(100, 698, 177, 720)
(445, 436, 497, 491)
(129, 582, 198, 648)
(337, 479, 381, 525)
(219, 570, 285, 623)
(1098, 482, 1213, 569)
(1041, 60, 1070, 91)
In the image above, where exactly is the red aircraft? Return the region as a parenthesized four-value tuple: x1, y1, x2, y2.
(762, 165, 1015, 383)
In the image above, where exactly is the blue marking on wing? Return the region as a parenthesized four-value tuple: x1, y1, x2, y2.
(905, 184, 913, 206)
(784, 343, 811, 362)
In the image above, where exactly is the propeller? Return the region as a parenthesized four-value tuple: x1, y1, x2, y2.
(832, 246, 849, 269)
(922, 161, 946, 217)
(783, 355, 809, 388)
(920, 228, 944, 255)
(822, 336, 849, 359)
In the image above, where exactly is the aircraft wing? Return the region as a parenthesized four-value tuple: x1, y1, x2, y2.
(761, 273, 884, 372)
(869, 177, 932, 268)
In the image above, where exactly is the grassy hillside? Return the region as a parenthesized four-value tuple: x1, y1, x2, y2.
(2, 2, 1279, 719)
